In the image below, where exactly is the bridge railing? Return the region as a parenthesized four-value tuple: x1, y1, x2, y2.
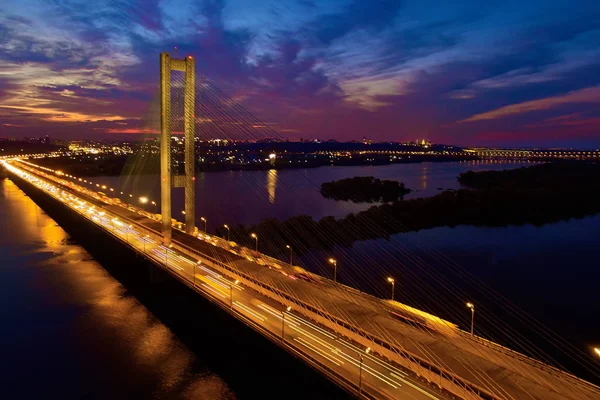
(15, 160, 599, 400)
(8, 162, 499, 400)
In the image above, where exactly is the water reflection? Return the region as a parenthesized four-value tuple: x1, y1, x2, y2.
(421, 163, 428, 191)
(0, 178, 235, 399)
(267, 169, 278, 204)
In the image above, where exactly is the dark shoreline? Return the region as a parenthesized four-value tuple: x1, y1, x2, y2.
(216, 162, 600, 257)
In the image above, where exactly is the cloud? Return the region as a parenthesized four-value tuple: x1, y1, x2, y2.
(459, 85, 600, 123)
(0, 0, 599, 147)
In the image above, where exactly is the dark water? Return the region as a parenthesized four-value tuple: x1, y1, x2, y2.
(100, 160, 539, 226)
(0, 178, 236, 398)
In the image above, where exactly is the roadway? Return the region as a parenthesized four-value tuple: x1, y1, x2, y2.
(6, 158, 600, 400)
(4, 159, 446, 400)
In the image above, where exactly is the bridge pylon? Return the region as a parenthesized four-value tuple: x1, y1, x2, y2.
(160, 52, 196, 245)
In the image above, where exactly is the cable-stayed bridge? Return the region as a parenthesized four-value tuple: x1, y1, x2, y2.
(2, 52, 599, 400)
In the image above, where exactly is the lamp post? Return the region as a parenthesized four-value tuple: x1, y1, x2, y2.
(230, 279, 239, 309)
(251, 233, 258, 252)
(151, 201, 156, 212)
(467, 302, 475, 335)
(165, 244, 172, 266)
(594, 347, 600, 357)
(139, 196, 148, 210)
(387, 277, 395, 301)
(195, 261, 201, 286)
(286, 245, 293, 266)
(127, 224, 132, 244)
(223, 224, 230, 241)
(328, 258, 337, 282)
(201, 217, 207, 233)
(359, 347, 371, 395)
(281, 306, 292, 342)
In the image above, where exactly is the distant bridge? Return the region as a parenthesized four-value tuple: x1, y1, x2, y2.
(467, 148, 600, 160)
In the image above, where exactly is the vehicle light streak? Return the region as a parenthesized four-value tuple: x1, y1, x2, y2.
(201, 283, 228, 299)
(233, 301, 267, 322)
(294, 337, 344, 366)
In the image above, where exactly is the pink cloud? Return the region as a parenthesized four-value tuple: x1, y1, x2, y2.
(460, 86, 600, 123)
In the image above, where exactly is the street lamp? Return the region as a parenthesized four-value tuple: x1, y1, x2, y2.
(165, 244, 172, 266)
(281, 306, 292, 342)
(466, 302, 475, 336)
(127, 224, 132, 244)
(359, 347, 371, 394)
(387, 277, 395, 301)
(594, 347, 600, 357)
(286, 245, 293, 266)
(230, 279, 239, 309)
(201, 217, 207, 233)
(151, 201, 156, 212)
(223, 224, 230, 241)
(328, 258, 337, 282)
(251, 233, 258, 252)
(139, 196, 148, 210)
(111, 217, 118, 232)
(195, 260, 201, 286)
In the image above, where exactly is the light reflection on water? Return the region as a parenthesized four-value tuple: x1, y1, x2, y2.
(0, 178, 236, 399)
(95, 159, 537, 228)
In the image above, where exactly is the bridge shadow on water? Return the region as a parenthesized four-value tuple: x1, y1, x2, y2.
(13, 175, 350, 400)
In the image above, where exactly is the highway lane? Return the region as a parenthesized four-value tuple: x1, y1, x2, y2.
(9, 158, 600, 400)
(3, 159, 447, 400)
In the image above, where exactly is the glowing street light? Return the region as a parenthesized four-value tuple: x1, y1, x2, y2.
(165, 244, 173, 266)
(223, 224, 230, 241)
(151, 201, 156, 212)
(281, 305, 292, 342)
(139, 196, 148, 206)
(359, 346, 371, 394)
(466, 302, 475, 336)
(200, 217, 207, 233)
(328, 258, 338, 282)
(230, 279, 239, 309)
(387, 277, 395, 301)
(251, 233, 258, 252)
(286, 245, 293, 266)
(594, 347, 600, 357)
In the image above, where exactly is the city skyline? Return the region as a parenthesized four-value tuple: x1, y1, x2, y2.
(1, 1, 599, 147)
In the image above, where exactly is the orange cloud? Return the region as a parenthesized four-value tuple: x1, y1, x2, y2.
(104, 127, 159, 134)
(460, 86, 600, 123)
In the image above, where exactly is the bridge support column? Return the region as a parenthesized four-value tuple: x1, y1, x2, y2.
(183, 56, 195, 235)
(160, 52, 196, 244)
(160, 52, 172, 245)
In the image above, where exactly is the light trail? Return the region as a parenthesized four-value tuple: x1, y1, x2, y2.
(1, 158, 460, 400)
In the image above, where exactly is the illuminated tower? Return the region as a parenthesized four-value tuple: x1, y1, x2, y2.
(160, 52, 196, 244)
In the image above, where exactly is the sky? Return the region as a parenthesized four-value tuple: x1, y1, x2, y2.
(0, 0, 599, 147)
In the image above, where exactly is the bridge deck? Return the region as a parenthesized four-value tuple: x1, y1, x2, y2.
(7, 159, 600, 400)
